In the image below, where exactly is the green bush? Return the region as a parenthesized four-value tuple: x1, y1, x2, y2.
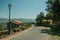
(51, 24, 60, 32)
(20, 23, 32, 30)
(20, 26, 26, 30)
(13, 28, 20, 32)
(20, 25, 30, 30)
(0, 25, 5, 31)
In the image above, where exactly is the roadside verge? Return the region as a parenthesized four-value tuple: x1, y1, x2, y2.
(1, 27, 32, 40)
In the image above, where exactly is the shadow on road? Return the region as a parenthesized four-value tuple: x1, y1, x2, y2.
(40, 29, 49, 33)
(40, 28, 60, 36)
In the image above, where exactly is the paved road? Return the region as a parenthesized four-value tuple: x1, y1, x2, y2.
(10, 26, 51, 40)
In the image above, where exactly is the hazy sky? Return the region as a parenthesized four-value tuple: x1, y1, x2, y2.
(0, 0, 47, 19)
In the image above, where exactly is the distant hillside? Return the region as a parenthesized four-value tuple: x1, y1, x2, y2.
(0, 18, 8, 23)
(0, 18, 35, 23)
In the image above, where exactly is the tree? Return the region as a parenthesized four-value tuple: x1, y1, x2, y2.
(36, 12, 45, 26)
(46, 12, 53, 20)
(46, 0, 60, 21)
(46, 0, 60, 31)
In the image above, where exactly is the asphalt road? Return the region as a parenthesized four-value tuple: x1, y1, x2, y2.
(10, 26, 51, 40)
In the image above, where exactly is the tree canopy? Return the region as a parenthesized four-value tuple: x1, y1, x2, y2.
(36, 12, 45, 26)
(46, 0, 60, 21)
(46, 12, 53, 20)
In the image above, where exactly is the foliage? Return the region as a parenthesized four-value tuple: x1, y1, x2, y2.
(20, 26, 27, 30)
(46, 0, 60, 31)
(13, 28, 20, 32)
(46, 0, 60, 21)
(20, 23, 31, 30)
(42, 20, 51, 27)
(36, 12, 45, 26)
(46, 12, 53, 20)
(0, 24, 7, 31)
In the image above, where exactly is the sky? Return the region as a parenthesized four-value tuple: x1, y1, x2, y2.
(0, 0, 47, 19)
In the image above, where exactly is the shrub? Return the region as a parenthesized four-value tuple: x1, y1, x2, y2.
(51, 24, 60, 32)
(20, 26, 26, 30)
(13, 28, 20, 32)
(0, 25, 4, 31)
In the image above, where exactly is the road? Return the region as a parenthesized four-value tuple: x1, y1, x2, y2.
(10, 26, 51, 40)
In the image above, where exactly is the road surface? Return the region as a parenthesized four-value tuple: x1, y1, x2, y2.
(10, 26, 51, 40)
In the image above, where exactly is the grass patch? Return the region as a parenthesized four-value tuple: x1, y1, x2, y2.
(49, 29, 60, 40)
(51, 35, 60, 40)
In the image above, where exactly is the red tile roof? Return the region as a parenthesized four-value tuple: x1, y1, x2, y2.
(12, 20, 22, 25)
